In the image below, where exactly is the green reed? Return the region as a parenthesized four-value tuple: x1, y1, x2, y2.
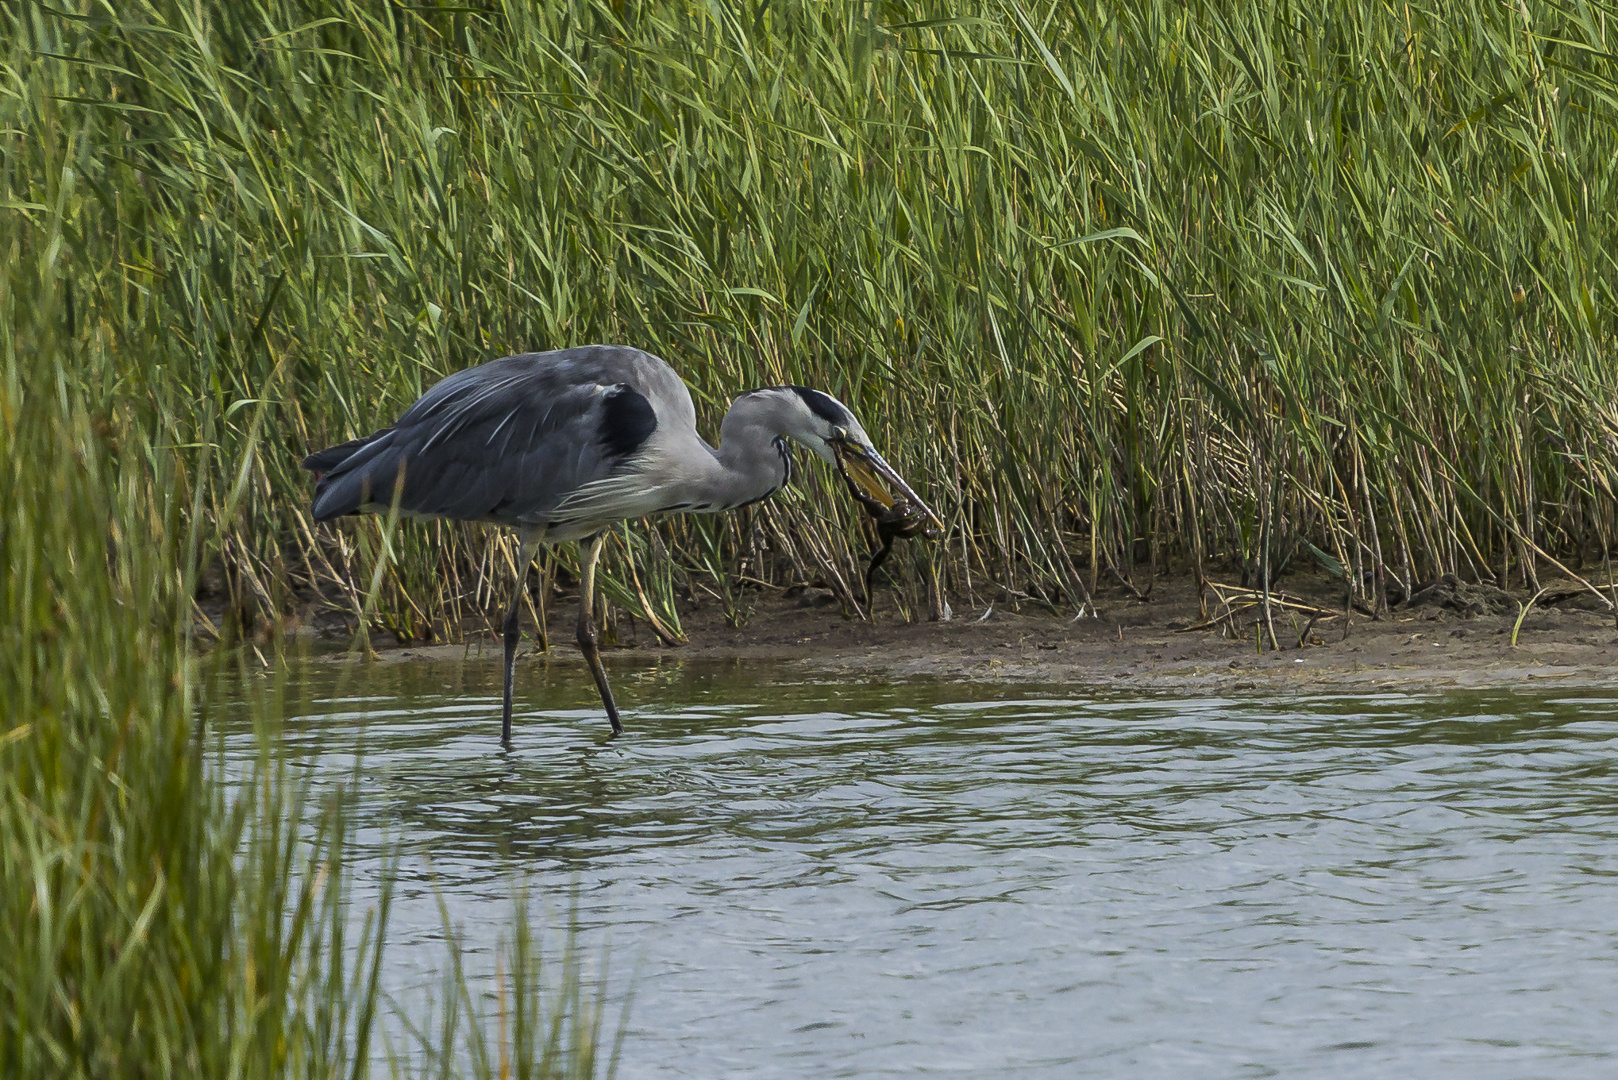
(5, 1, 1615, 1069)
(6, 0, 1618, 637)
(0, 100, 611, 1079)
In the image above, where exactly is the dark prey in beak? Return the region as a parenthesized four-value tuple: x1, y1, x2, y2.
(831, 440, 942, 594)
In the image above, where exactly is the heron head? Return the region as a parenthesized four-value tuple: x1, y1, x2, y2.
(778, 387, 944, 537)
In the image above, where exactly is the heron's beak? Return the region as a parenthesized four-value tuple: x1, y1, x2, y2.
(832, 440, 945, 535)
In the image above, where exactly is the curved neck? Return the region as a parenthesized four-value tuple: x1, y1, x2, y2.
(680, 394, 796, 512)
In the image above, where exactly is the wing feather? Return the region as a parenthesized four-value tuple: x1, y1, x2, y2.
(307, 345, 690, 526)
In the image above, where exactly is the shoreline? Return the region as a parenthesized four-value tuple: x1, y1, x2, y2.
(311, 570, 1618, 695)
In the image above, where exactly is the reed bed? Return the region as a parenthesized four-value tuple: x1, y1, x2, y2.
(6, 1, 1617, 1069)
(7, 0, 1618, 630)
(1, 93, 612, 1080)
(13, 0, 1618, 634)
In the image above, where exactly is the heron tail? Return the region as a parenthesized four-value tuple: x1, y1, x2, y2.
(303, 429, 401, 520)
(301, 434, 382, 477)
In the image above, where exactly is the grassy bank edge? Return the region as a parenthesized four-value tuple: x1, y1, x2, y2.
(0, 277, 615, 1077)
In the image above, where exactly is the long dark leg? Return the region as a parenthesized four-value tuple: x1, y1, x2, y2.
(576, 532, 624, 735)
(501, 532, 544, 748)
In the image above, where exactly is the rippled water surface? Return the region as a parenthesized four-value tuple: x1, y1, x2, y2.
(232, 659, 1618, 1078)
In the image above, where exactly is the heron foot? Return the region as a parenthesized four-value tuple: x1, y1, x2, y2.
(576, 618, 624, 735)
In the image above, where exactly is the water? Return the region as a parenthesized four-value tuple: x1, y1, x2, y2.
(232, 658, 1618, 1078)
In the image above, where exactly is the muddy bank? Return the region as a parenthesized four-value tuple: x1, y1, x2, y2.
(328, 569, 1618, 694)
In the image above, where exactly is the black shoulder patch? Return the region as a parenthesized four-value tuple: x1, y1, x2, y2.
(787, 386, 850, 427)
(599, 383, 657, 459)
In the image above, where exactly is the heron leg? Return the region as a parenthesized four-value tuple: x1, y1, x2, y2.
(576, 532, 624, 735)
(501, 530, 544, 748)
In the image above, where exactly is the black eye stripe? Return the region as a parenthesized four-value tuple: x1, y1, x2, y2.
(785, 386, 850, 427)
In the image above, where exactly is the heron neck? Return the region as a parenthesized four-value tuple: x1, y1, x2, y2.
(693, 397, 795, 511)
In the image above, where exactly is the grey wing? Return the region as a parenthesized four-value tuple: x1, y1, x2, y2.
(308, 347, 673, 525)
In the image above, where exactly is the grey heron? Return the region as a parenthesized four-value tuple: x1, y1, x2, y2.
(302, 344, 939, 746)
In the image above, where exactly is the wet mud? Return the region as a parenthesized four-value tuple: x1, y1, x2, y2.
(338, 570, 1618, 694)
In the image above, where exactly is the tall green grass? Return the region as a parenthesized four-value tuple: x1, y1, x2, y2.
(0, 112, 612, 1080)
(5, 0, 1615, 1066)
(7, 0, 1618, 634)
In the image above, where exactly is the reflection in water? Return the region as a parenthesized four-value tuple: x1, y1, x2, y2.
(227, 659, 1618, 1078)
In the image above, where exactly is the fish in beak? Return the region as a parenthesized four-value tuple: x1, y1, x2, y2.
(831, 437, 943, 591)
